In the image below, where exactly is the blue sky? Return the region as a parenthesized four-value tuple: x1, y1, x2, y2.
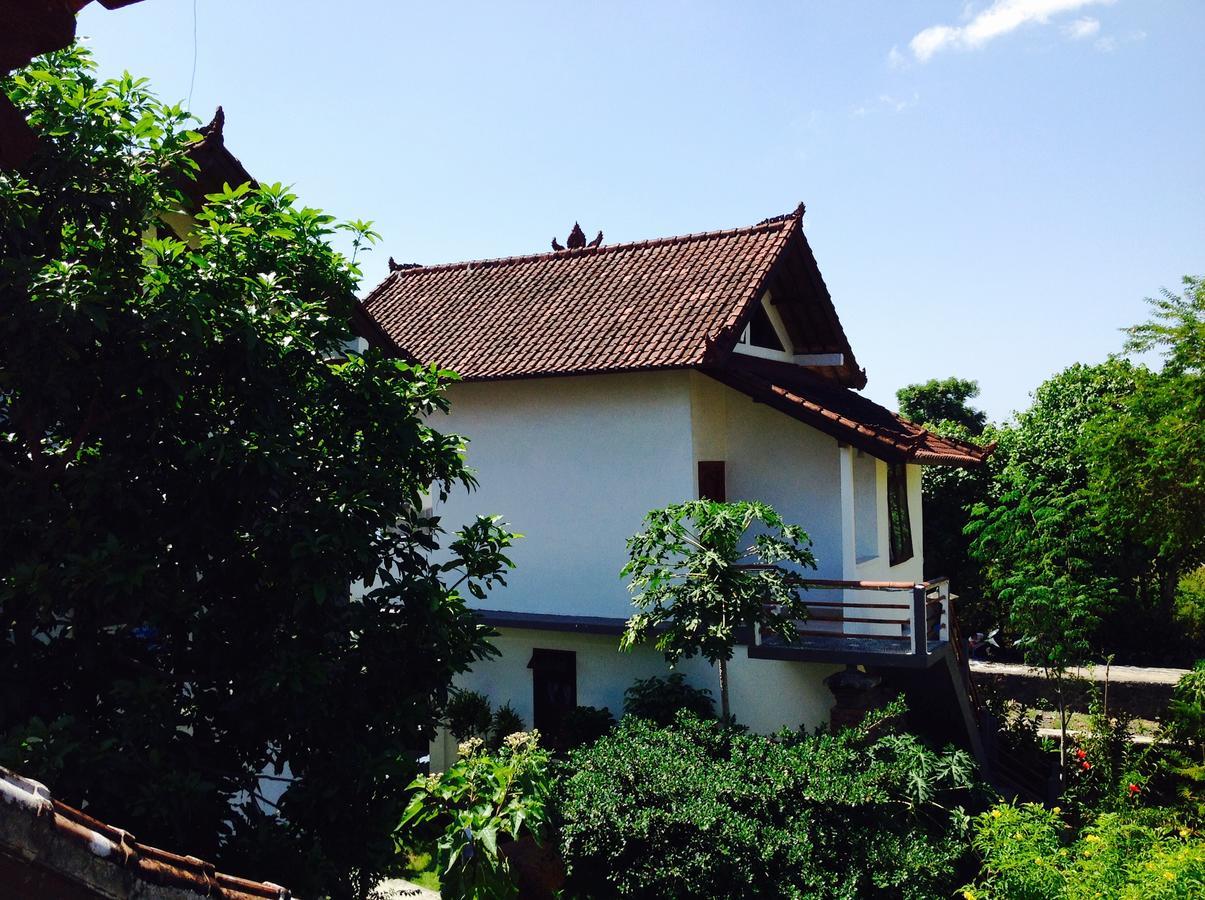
(78, 0, 1205, 421)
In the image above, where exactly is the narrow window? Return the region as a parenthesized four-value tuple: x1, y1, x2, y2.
(528, 649, 576, 737)
(887, 463, 914, 566)
(698, 460, 726, 502)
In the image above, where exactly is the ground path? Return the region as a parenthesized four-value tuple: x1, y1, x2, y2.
(970, 660, 1190, 685)
(374, 877, 440, 899)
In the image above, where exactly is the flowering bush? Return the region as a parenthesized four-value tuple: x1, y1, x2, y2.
(963, 802, 1205, 899)
(399, 731, 552, 899)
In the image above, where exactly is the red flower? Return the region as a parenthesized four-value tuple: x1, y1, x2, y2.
(1128, 783, 1141, 795)
(1075, 749, 1087, 760)
(1081, 761, 1092, 770)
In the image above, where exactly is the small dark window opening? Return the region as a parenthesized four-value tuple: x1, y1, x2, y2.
(698, 460, 726, 502)
(747, 305, 785, 351)
(887, 462, 914, 566)
(528, 649, 576, 737)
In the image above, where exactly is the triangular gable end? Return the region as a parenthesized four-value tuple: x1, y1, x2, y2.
(715, 212, 866, 390)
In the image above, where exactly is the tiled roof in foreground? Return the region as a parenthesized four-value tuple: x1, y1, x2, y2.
(362, 211, 803, 380)
(0, 766, 291, 899)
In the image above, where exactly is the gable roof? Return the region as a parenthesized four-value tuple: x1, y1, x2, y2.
(360, 206, 990, 467)
(361, 205, 865, 387)
(0, 765, 292, 899)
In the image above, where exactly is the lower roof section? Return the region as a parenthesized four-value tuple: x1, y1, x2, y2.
(705, 356, 993, 467)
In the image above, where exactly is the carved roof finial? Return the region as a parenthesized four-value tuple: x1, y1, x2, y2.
(203, 106, 225, 138)
(388, 257, 422, 272)
(552, 223, 602, 252)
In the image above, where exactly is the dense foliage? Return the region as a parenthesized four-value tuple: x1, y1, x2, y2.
(620, 500, 817, 720)
(898, 279, 1203, 666)
(1169, 661, 1205, 765)
(1087, 278, 1205, 619)
(0, 48, 514, 899)
(963, 803, 1204, 899)
(553, 706, 982, 899)
(401, 731, 552, 900)
(967, 361, 1138, 664)
(897, 376, 989, 433)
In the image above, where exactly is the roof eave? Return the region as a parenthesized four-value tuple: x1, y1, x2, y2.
(702, 363, 992, 468)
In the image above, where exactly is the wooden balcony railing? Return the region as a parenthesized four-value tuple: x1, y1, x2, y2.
(753, 576, 955, 661)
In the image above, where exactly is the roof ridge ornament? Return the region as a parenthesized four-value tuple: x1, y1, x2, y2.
(200, 106, 224, 139)
(388, 257, 423, 272)
(552, 223, 603, 252)
(756, 202, 806, 227)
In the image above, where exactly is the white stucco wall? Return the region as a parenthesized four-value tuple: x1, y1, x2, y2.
(689, 372, 847, 580)
(432, 371, 696, 620)
(432, 627, 841, 768)
(425, 368, 925, 752)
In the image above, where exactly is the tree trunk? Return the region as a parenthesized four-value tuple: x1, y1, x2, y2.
(1054, 669, 1068, 783)
(718, 657, 731, 723)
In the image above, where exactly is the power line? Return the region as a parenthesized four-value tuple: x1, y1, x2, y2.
(187, 0, 198, 111)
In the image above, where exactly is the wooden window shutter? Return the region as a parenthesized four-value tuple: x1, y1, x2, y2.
(887, 463, 914, 566)
(698, 461, 726, 502)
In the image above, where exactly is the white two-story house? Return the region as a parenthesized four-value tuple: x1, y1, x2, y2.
(360, 206, 990, 763)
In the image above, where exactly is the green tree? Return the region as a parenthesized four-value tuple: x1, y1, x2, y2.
(896, 379, 993, 617)
(619, 500, 816, 722)
(967, 363, 1139, 768)
(897, 376, 989, 434)
(0, 47, 514, 899)
(1087, 277, 1205, 614)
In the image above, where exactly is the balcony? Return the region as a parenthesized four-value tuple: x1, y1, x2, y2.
(748, 577, 959, 669)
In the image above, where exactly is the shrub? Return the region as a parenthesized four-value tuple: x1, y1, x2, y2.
(445, 689, 493, 741)
(400, 731, 552, 900)
(1168, 661, 1205, 762)
(553, 705, 981, 898)
(622, 673, 715, 726)
(963, 802, 1205, 899)
(1174, 570, 1205, 648)
(556, 705, 616, 751)
(489, 703, 525, 750)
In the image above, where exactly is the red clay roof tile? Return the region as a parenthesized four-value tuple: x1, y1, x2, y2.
(359, 207, 989, 467)
(361, 213, 801, 381)
(0, 766, 292, 899)
(710, 357, 993, 467)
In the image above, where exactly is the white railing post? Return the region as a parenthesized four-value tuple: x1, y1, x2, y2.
(911, 584, 927, 658)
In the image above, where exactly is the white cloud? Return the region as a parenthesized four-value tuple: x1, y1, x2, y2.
(907, 0, 1116, 62)
(1063, 16, 1101, 39)
(850, 92, 920, 118)
(1098, 29, 1145, 52)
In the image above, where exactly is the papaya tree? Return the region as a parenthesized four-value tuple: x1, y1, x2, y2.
(619, 500, 816, 723)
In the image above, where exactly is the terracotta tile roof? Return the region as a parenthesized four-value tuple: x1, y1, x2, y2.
(359, 206, 989, 466)
(0, 765, 292, 899)
(361, 211, 805, 381)
(709, 357, 993, 467)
